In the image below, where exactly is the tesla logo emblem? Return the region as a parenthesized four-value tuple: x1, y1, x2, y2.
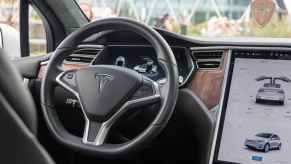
(95, 74, 113, 93)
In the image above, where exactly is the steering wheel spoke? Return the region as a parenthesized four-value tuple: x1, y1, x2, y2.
(128, 78, 161, 108)
(83, 119, 109, 146)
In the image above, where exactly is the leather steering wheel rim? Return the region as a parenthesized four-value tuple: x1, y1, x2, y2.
(41, 18, 179, 157)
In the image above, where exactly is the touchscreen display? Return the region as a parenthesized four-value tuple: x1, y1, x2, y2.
(218, 58, 291, 164)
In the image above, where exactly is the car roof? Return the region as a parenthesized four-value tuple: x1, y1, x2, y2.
(257, 133, 275, 136)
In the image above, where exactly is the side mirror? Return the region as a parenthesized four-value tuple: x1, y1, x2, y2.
(0, 24, 21, 60)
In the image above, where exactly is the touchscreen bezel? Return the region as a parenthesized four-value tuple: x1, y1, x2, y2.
(209, 48, 291, 164)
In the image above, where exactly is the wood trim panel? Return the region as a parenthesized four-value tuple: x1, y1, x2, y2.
(189, 51, 229, 109)
(37, 63, 88, 79)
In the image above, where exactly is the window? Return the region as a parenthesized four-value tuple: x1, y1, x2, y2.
(0, 0, 20, 59)
(273, 135, 280, 140)
(0, 0, 47, 59)
(76, 0, 291, 39)
(29, 6, 47, 56)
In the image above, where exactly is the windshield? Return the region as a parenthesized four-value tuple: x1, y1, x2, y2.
(75, 0, 291, 39)
(256, 133, 272, 138)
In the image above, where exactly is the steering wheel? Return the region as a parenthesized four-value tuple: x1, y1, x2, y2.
(41, 18, 179, 157)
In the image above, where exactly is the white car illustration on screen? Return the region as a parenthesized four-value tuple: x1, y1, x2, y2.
(244, 133, 282, 153)
(256, 84, 285, 105)
(255, 76, 290, 105)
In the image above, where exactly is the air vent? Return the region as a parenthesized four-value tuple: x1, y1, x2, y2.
(65, 48, 102, 64)
(192, 50, 223, 69)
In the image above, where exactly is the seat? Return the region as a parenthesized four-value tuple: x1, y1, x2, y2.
(0, 49, 54, 164)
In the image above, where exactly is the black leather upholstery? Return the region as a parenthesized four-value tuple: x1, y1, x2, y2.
(0, 49, 54, 164)
(12, 56, 42, 79)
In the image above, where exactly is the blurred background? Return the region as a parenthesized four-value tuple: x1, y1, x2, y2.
(76, 0, 291, 37)
(0, 0, 46, 57)
(1, 0, 291, 57)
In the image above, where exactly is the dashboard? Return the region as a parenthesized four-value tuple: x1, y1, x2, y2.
(35, 32, 291, 112)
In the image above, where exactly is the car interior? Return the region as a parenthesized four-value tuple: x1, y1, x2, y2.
(2, 0, 291, 164)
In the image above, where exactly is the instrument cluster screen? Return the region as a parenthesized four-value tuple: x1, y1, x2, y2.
(93, 46, 192, 84)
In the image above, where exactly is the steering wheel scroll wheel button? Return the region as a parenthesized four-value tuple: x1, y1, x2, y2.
(131, 79, 155, 100)
(131, 84, 154, 100)
(60, 71, 78, 89)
